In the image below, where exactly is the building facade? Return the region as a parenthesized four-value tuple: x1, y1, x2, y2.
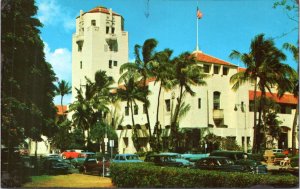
(72, 6, 128, 101)
(71, 6, 298, 154)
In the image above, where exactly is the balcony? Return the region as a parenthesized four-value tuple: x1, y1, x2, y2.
(75, 34, 84, 45)
(213, 109, 224, 120)
(106, 33, 117, 42)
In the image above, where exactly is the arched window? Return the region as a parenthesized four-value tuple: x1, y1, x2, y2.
(213, 91, 221, 109)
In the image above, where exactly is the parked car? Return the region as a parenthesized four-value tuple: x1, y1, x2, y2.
(181, 153, 210, 163)
(193, 156, 252, 172)
(79, 157, 110, 176)
(42, 158, 70, 175)
(69, 152, 95, 168)
(112, 154, 143, 163)
(61, 149, 84, 159)
(158, 153, 193, 167)
(145, 154, 187, 167)
(210, 150, 267, 174)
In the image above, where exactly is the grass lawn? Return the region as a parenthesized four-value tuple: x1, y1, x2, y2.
(22, 173, 115, 188)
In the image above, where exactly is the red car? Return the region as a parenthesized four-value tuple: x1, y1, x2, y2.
(61, 149, 84, 159)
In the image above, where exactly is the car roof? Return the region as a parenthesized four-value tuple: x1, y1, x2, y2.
(201, 156, 229, 159)
(117, 154, 137, 156)
(159, 152, 179, 155)
(80, 152, 95, 154)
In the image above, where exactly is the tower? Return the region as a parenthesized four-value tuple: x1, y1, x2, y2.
(72, 6, 128, 101)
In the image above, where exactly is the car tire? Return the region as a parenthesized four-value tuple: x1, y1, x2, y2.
(62, 156, 67, 159)
(83, 166, 87, 174)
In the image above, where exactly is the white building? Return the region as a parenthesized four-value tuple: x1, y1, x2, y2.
(71, 6, 298, 154)
(72, 6, 128, 101)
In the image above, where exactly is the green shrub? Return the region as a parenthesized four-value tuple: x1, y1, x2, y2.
(290, 156, 299, 167)
(250, 153, 264, 162)
(274, 153, 285, 158)
(110, 163, 298, 188)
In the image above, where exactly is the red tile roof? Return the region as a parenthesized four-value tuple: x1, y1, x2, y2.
(56, 105, 67, 115)
(87, 6, 120, 16)
(249, 91, 298, 105)
(238, 67, 246, 72)
(192, 51, 236, 67)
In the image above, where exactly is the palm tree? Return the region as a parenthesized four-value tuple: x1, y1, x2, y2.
(229, 34, 294, 153)
(151, 48, 176, 151)
(170, 52, 207, 151)
(120, 38, 158, 142)
(282, 42, 299, 155)
(69, 85, 94, 147)
(69, 71, 114, 148)
(117, 68, 149, 152)
(55, 80, 71, 115)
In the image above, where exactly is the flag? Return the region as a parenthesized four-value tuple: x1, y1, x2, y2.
(197, 7, 203, 19)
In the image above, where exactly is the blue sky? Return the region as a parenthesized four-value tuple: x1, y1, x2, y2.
(35, 0, 298, 105)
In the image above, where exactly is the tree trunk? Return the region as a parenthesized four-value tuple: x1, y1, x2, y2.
(170, 86, 184, 150)
(257, 96, 263, 152)
(154, 84, 162, 151)
(130, 100, 139, 151)
(292, 105, 298, 155)
(143, 76, 152, 139)
(252, 80, 258, 153)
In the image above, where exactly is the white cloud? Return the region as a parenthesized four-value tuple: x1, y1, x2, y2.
(44, 43, 72, 84)
(36, 0, 75, 31)
(44, 43, 72, 105)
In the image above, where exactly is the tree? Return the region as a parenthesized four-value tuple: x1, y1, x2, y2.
(273, 0, 298, 38)
(1, 0, 57, 165)
(150, 48, 176, 151)
(117, 68, 149, 152)
(282, 42, 299, 155)
(170, 52, 207, 151)
(55, 80, 71, 112)
(229, 34, 295, 153)
(120, 38, 158, 145)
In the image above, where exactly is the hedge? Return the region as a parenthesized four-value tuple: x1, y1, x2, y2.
(110, 163, 299, 188)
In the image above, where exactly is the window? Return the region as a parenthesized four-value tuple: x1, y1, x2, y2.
(213, 91, 221, 109)
(106, 26, 109, 34)
(134, 105, 138, 115)
(223, 67, 228, 75)
(111, 27, 115, 34)
(213, 65, 219, 74)
(91, 20, 96, 26)
(109, 60, 112, 68)
(165, 99, 171, 112)
(280, 104, 292, 114)
(80, 61, 82, 69)
(114, 61, 117, 67)
(204, 64, 210, 73)
(77, 42, 83, 52)
(198, 98, 201, 109)
(242, 137, 250, 146)
(125, 106, 129, 116)
(143, 104, 147, 114)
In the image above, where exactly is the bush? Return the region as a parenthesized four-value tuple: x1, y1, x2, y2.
(250, 153, 264, 162)
(290, 156, 299, 167)
(110, 163, 298, 188)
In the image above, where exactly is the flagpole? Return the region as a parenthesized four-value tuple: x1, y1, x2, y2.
(196, 1, 199, 52)
(196, 13, 199, 51)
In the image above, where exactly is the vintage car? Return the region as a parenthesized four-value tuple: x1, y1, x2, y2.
(79, 157, 110, 176)
(193, 156, 253, 172)
(210, 150, 267, 174)
(145, 154, 188, 167)
(61, 149, 84, 159)
(42, 158, 70, 175)
(111, 154, 143, 163)
(69, 152, 95, 168)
